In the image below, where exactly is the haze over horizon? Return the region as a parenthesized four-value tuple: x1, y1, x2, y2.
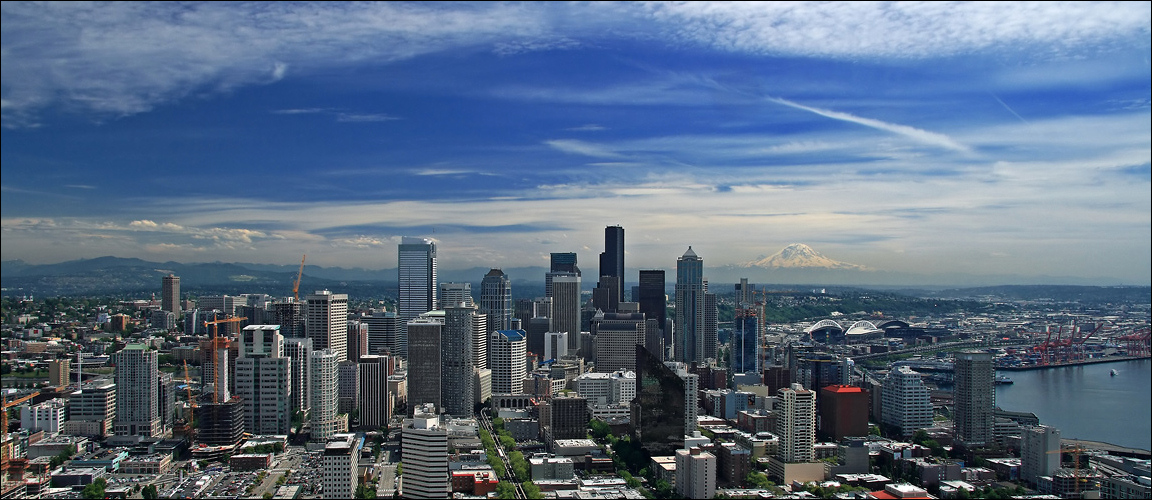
(2, 2, 1149, 285)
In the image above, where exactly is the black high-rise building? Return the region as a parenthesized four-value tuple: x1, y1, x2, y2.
(631, 345, 688, 456)
(546, 252, 581, 298)
(637, 270, 667, 357)
(598, 226, 625, 304)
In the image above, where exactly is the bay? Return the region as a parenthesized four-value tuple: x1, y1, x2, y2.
(996, 358, 1152, 451)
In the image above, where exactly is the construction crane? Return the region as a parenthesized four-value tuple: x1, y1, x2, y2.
(203, 316, 246, 404)
(2, 391, 40, 487)
(1049, 444, 1092, 495)
(292, 254, 306, 302)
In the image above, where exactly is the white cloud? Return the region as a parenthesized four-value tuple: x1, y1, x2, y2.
(544, 139, 622, 159)
(765, 96, 972, 153)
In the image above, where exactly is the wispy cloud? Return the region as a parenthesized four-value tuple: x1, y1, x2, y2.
(765, 96, 972, 154)
(544, 139, 622, 159)
(566, 124, 607, 132)
(273, 108, 400, 123)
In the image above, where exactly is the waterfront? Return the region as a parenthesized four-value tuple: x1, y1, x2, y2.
(996, 358, 1152, 451)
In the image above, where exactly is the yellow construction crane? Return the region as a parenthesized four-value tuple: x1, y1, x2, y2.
(2, 391, 40, 487)
(203, 316, 246, 404)
(292, 254, 306, 302)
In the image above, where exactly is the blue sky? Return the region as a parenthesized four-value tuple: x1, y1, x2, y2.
(2, 2, 1149, 283)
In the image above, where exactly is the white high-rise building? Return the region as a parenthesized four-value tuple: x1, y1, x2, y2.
(306, 291, 349, 362)
(551, 275, 582, 352)
(284, 337, 313, 415)
(665, 361, 699, 438)
(882, 366, 933, 437)
(359, 355, 391, 429)
(321, 433, 361, 499)
(1021, 425, 1061, 485)
(489, 330, 527, 395)
(402, 403, 449, 499)
(65, 383, 116, 438)
(610, 370, 636, 405)
(398, 237, 437, 358)
(310, 349, 341, 442)
(676, 447, 717, 499)
(777, 383, 816, 463)
(113, 343, 161, 437)
(236, 325, 292, 435)
(676, 247, 717, 363)
(22, 401, 65, 435)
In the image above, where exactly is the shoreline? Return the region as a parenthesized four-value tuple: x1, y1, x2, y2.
(996, 355, 1150, 372)
(1060, 438, 1151, 459)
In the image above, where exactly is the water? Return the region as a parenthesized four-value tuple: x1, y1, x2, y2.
(996, 358, 1152, 451)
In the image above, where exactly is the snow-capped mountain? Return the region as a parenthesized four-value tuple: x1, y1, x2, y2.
(741, 243, 867, 270)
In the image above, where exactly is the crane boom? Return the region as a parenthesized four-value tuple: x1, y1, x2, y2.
(293, 254, 306, 301)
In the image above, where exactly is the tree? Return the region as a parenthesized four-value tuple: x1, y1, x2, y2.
(496, 481, 517, 499)
(142, 484, 159, 499)
(522, 481, 543, 499)
(355, 483, 377, 498)
(81, 478, 107, 499)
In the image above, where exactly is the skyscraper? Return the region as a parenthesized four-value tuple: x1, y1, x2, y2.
(407, 317, 443, 413)
(284, 337, 312, 415)
(236, 325, 291, 435)
(347, 320, 368, 362)
(676, 247, 716, 363)
(321, 433, 362, 500)
(162, 274, 180, 316)
(113, 344, 161, 437)
(954, 351, 995, 446)
(310, 348, 341, 442)
(777, 383, 816, 463)
(441, 304, 477, 416)
(1021, 425, 1061, 485)
(358, 355, 392, 429)
(438, 282, 474, 309)
(480, 269, 512, 334)
(305, 290, 349, 362)
(362, 311, 401, 356)
(399, 237, 437, 358)
(631, 345, 695, 457)
(551, 275, 582, 352)
(591, 312, 646, 373)
(595, 225, 625, 311)
(269, 300, 304, 338)
(637, 270, 667, 356)
(545, 252, 580, 298)
(731, 307, 759, 374)
(489, 330, 527, 395)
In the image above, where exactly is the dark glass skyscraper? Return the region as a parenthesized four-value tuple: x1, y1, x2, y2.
(637, 270, 667, 358)
(546, 252, 580, 298)
(480, 269, 512, 334)
(631, 345, 689, 456)
(598, 225, 625, 305)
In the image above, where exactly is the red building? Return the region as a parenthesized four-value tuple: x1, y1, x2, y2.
(820, 385, 869, 441)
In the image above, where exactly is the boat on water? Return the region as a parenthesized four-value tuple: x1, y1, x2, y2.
(1110, 369, 1117, 377)
(995, 375, 1013, 385)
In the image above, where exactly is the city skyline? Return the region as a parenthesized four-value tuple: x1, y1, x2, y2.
(1, 2, 1149, 284)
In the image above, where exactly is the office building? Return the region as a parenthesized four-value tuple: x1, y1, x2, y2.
(544, 331, 568, 362)
(676, 447, 717, 499)
(407, 318, 443, 413)
(882, 366, 933, 437)
(269, 300, 304, 338)
(65, 383, 116, 438)
(305, 290, 348, 362)
(777, 383, 816, 463)
(591, 312, 646, 372)
(819, 385, 869, 442)
(441, 304, 477, 416)
(954, 351, 995, 446)
(731, 307, 759, 374)
(1021, 425, 1061, 485)
(310, 348, 341, 442)
(399, 237, 438, 358)
(542, 394, 589, 447)
(162, 274, 181, 316)
(235, 325, 292, 435)
(359, 355, 392, 429)
(439, 282, 474, 309)
(480, 269, 512, 334)
(403, 403, 450, 499)
(489, 330, 527, 395)
(48, 359, 70, 388)
(545, 252, 580, 298)
(113, 344, 162, 437)
(637, 270, 668, 357)
(284, 337, 312, 415)
(551, 275, 582, 352)
(362, 311, 401, 356)
(347, 320, 368, 362)
(321, 433, 362, 500)
(675, 247, 716, 362)
(198, 397, 244, 446)
(631, 345, 697, 456)
(22, 401, 65, 435)
(598, 225, 625, 302)
(338, 360, 359, 416)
